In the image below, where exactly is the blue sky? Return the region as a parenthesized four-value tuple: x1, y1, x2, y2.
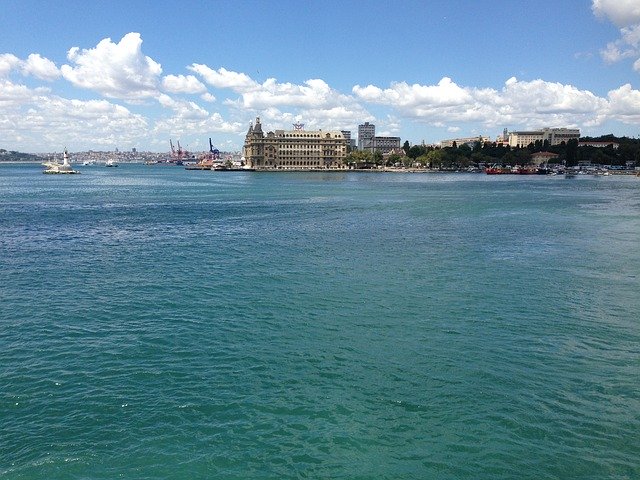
(1, 0, 640, 153)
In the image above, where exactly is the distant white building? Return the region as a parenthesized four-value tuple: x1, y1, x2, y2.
(578, 141, 619, 149)
(508, 128, 580, 147)
(440, 136, 491, 148)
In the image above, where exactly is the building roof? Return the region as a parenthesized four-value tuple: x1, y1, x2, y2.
(531, 151, 559, 158)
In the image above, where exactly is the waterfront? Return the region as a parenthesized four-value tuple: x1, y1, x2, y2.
(1, 164, 639, 479)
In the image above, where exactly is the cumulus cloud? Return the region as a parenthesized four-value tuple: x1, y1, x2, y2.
(157, 93, 209, 119)
(189, 64, 258, 92)
(189, 63, 373, 130)
(162, 74, 206, 94)
(353, 77, 472, 108)
(593, 0, 640, 71)
(606, 83, 640, 122)
(60, 32, 162, 100)
(0, 78, 148, 150)
(240, 78, 343, 109)
(22, 54, 60, 81)
(153, 109, 244, 141)
(0, 53, 60, 81)
(593, 0, 640, 27)
(352, 76, 633, 130)
(0, 54, 21, 77)
(153, 92, 244, 145)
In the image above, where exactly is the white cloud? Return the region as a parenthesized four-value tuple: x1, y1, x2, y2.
(593, 1, 640, 71)
(353, 77, 472, 108)
(0, 79, 49, 108)
(22, 54, 60, 81)
(0, 54, 21, 77)
(601, 42, 636, 63)
(606, 83, 640, 122)
(0, 53, 60, 81)
(153, 93, 244, 146)
(622, 24, 640, 48)
(189, 64, 258, 92)
(353, 76, 613, 129)
(201, 92, 216, 102)
(0, 78, 148, 150)
(592, 0, 640, 28)
(157, 93, 209, 119)
(60, 32, 162, 100)
(190, 64, 374, 131)
(240, 78, 338, 109)
(162, 74, 206, 94)
(153, 109, 244, 141)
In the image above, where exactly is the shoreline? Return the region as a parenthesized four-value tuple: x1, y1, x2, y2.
(2, 161, 638, 175)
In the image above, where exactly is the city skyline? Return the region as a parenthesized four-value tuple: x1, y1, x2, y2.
(1, 0, 640, 153)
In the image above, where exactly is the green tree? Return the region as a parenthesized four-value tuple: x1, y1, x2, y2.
(565, 138, 578, 167)
(344, 150, 373, 166)
(388, 153, 402, 166)
(407, 145, 424, 159)
(425, 149, 445, 169)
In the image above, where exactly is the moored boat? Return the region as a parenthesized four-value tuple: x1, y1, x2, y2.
(485, 165, 510, 174)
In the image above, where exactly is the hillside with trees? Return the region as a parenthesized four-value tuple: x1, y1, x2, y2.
(0, 149, 41, 162)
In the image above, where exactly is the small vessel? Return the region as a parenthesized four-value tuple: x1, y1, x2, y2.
(105, 159, 118, 167)
(42, 148, 80, 174)
(485, 165, 510, 174)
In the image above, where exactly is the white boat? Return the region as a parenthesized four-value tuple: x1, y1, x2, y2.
(105, 159, 118, 167)
(42, 149, 80, 174)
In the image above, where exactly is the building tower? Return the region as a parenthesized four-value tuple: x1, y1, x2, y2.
(358, 122, 375, 150)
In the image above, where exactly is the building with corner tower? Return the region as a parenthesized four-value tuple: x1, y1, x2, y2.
(243, 117, 348, 170)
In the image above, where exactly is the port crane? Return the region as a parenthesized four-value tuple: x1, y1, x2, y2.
(169, 139, 190, 162)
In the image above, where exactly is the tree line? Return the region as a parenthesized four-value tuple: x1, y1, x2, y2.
(344, 135, 640, 170)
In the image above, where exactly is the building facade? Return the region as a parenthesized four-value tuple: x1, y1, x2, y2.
(341, 130, 356, 150)
(508, 128, 580, 147)
(243, 117, 348, 170)
(357, 122, 376, 150)
(578, 141, 619, 149)
(369, 136, 402, 154)
(440, 136, 491, 148)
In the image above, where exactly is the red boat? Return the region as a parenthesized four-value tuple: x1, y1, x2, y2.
(485, 166, 510, 174)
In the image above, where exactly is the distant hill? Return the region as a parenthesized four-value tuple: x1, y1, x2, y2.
(0, 149, 41, 162)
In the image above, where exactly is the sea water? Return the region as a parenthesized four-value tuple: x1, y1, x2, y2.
(1, 164, 639, 479)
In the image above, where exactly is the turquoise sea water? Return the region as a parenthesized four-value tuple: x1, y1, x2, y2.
(1, 164, 639, 479)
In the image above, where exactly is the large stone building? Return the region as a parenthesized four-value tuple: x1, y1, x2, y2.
(243, 117, 348, 169)
(508, 128, 580, 147)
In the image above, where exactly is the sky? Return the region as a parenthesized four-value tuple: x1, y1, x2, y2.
(1, 0, 640, 153)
